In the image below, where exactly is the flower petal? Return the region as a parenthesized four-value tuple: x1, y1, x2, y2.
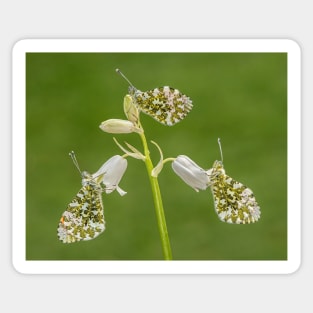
(93, 155, 128, 195)
(99, 119, 142, 134)
(116, 185, 127, 196)
(172, 155, 210, 192)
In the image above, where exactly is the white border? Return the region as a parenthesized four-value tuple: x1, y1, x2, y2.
(12, 39, 301, 274)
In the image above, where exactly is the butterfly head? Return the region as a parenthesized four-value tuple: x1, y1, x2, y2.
(81, 170, 94, 185)
(128, 85, 138, 96)
(207, 160, 225, 179)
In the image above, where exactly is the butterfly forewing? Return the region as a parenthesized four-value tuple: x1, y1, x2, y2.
(132, 86, 193, 126)
(209, 161, 261, 224)
(57, 173, 105, 243)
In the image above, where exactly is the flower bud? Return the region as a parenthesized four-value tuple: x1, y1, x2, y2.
(92, 155, 128, 196)
(123, 94, 139, 123)
(172, 155, 210, 192)
(99, 119, 142, 134)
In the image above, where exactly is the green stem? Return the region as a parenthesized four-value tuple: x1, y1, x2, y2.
(139, 130, 173, 260)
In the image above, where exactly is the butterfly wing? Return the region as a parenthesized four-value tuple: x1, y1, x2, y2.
(133, 86, 193, 126)
(211, 174, 261, 224)
(57, 184, 105, 243)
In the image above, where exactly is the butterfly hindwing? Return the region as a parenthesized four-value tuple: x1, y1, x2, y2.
(57, 174, 105, 243)
(132, 86, 193, 126)
(209, 161, 261, 224)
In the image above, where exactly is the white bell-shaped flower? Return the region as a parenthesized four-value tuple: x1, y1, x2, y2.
(99, 119, 142, 134)
(92, 155, 128, 196)
(172, 155, 210, 192)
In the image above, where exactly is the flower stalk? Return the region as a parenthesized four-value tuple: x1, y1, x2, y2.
(100, 118, 173, 259)
(138, 124, 173, 260)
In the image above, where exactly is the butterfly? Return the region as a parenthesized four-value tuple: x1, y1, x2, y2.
(57, 152, 106, 243)
(207, 160, 261, 224)
(116, 69, 193, 126)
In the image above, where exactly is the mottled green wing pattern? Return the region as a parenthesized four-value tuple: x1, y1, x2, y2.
(132, 86, 193, 126)
(57, 176, 105, 243)
(209, 161, 261, 224)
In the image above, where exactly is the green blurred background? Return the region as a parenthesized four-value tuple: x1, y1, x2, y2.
(26, 52, 287, 260)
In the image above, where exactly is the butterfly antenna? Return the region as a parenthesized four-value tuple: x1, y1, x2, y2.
(217, 138, 224, 164)
(115, 68, 136, 90)
(69, 151, 82, 175)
